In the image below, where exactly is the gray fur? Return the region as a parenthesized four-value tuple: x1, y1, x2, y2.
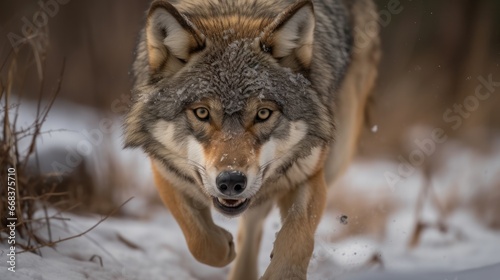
(124, 0, 353, 182)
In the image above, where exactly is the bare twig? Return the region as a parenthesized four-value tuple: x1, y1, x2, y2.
(0, 48, 14, 74)
(18, 197, 134, 254)
(116, 233, 144, 252)
(89, 255, 104, 267)
(22, 58, 66, 170)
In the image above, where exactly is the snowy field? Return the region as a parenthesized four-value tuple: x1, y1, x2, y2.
(1, 99, 500, 279)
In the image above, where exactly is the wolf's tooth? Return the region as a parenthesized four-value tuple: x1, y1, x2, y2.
(217, 198, 247, 207)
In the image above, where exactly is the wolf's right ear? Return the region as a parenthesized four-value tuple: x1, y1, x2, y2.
(146, 1, 205, 75)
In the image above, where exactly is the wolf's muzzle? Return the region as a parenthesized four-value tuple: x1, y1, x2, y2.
(216, 171, 247, 196)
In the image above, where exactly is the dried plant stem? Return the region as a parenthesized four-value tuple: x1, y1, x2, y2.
(18, 197, 134, 254)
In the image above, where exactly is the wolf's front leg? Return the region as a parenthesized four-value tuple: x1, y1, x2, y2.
(229, 201, 273, 280)
(261, 170, 327, 280)
(151, 162, 236, 267)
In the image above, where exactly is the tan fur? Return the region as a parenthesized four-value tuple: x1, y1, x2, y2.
(204, 131, 258, 171)
(133, 0, 380, 279)
(262, 169, 327, 279)
(151, 161, 236, 267)
(192, 16, 273, 40)
(229, 201, 273, 280)
(324, 0, 381, 184)
(146, 1, 206, 75)
(260, 1, 315, 68)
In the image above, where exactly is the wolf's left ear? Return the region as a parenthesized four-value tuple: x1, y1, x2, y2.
(259, 0, 315, 69)
(146, 1, 205, 75)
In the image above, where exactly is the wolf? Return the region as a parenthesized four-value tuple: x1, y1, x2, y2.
(124, 0, 380, 279)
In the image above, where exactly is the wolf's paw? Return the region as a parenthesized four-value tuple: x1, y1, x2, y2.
(188, 226, 236, 267)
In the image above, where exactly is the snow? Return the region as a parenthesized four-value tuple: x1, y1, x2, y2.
(1, 99, 500, 279)
(2, 177, 500, 279)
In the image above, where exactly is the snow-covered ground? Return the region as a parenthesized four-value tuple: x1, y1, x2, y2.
(1, 194, 500, 280)
(1, 99, 500, 279)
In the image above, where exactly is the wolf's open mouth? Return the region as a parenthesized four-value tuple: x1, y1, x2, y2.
(212, 197, 250, 216)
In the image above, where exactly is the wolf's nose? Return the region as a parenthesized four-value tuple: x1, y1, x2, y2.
(216, 171, 247, 196)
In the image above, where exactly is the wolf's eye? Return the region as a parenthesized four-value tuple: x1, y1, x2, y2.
(256, 109, 272, 122)
(194, 107, 210, 121)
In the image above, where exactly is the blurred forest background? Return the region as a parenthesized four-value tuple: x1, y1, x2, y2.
(1, 0, 499, 156)
(1, 0, 500, 264)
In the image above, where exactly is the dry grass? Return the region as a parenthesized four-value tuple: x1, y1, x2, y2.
(0, 28, 64, 251)
(0, 27, 127, 254)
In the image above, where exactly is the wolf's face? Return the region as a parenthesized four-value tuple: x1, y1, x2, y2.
(125, 1, 333, 216)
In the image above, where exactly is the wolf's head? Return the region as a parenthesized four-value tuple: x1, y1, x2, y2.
(125, 0, 336, 216)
